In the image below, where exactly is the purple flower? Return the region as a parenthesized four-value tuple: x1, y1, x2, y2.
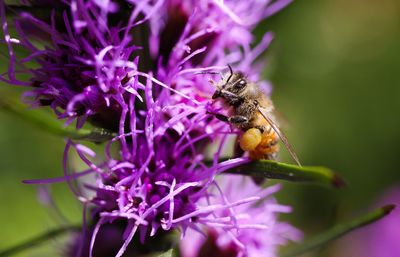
(341, 186, 400, 257)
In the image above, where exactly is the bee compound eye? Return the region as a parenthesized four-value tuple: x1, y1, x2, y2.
(236, 79, 247, 89)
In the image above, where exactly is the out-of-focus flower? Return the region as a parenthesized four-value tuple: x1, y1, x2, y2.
(180, 176, 302, 257)
(340, 186, 400, 257)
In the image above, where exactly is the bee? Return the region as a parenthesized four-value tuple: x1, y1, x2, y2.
(209, 65, 301, 165)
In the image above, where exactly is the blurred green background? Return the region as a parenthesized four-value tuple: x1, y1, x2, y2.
(1, 0, 400, 256)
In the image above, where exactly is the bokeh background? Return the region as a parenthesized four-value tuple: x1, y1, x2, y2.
(1, 0, 400, 256)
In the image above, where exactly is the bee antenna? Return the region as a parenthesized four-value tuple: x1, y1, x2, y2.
(194, 71, 220, 75)
(226, 64, 234, 83)
(195, 71, 224, 80)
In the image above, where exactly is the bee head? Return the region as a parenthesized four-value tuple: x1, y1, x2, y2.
(211, 65, 247, 100)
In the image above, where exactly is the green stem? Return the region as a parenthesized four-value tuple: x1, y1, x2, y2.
(280, 205, 396, 257)
(224, 160, 345, 188)
(0, 97, 115, 142)
(0, 225, 80, 257)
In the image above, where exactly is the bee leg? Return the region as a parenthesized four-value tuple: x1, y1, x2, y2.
(228, 115, 249, 125)
(207, 112, 230, 122)
(207, 112, 248, 125)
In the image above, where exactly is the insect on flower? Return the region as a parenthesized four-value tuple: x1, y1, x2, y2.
(209, 65, 301, 166)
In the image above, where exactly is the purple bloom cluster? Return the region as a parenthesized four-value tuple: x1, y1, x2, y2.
(1, 0, 301, 256)
(1, 0, 138, 129)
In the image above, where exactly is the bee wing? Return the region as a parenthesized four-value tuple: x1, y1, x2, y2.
(256, 106, 301, 166)
(261, 99, 290, 130)
(271, 109, 291, 129)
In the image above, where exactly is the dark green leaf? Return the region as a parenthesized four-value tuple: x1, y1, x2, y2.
(156, 249, 176, 257)
(0, 225, 80, 257)
(225, 160, 345, 188)
(0, 96, 116, 142)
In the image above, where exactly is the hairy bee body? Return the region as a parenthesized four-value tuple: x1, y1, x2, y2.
(212, 71, 280, 161)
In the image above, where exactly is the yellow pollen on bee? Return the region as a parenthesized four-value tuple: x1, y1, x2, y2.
(239, 128, 262, 151)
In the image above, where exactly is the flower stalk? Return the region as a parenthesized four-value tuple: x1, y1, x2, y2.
(281, 205, 396, 257)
